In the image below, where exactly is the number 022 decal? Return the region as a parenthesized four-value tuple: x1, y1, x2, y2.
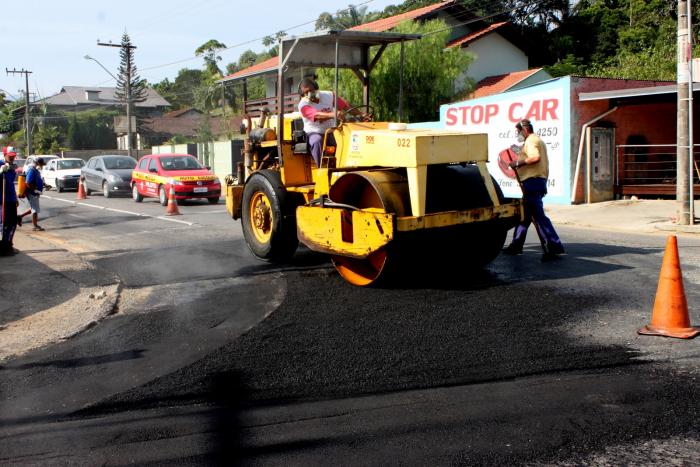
(396, 138, 411, 148)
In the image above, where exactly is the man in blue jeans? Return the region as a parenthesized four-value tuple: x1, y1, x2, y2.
(1, 146, 19, 255)
(503, 119, 565, 262)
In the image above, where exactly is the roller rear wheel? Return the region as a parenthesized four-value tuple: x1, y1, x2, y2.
(241, 170, 299, 261)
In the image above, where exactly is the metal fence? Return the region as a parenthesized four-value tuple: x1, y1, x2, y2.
(615, 144, 700, 196)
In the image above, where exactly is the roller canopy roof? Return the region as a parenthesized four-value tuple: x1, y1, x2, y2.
(279, 30, 422, 69)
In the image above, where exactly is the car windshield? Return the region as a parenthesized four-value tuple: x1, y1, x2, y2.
(160, 156, 203, 171)
(103, 157, 136, 170)
(57, 160, 85, 170)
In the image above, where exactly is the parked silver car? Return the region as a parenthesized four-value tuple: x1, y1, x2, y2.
(81, 155, 137, 198)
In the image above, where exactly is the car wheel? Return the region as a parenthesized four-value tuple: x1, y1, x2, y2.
(132, 184, 143, 202)
(159, 185, 168, 206)
(84, 181, 92, 196)
(56, 180, 63, 193)
(207, 197, 219, 205)
(103, 182, 111, 198)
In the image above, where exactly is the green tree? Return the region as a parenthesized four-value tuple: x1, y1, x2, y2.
(67, 113, 84, 149)
(195, 39, 227, 76)
(64, 109, 118, 150)
(316, 19, 472, 122)
(238, 49, 258, 69)
(115, 31, 148, 105)
(315, 4, 379, 30)
(261, 31, 287, 56)
(0, 100, 22, 134)
(33, 124, 62, 154)
(154, 68, 206, 110)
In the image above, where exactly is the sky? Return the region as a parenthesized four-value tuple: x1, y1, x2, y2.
(1, 0, 400, 102)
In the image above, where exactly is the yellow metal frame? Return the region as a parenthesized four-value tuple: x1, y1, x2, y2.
(296, 206, 393, 258)
(226, 118, 523, 256)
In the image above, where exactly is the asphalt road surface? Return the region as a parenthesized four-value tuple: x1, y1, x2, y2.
(1, 191, 699, 465)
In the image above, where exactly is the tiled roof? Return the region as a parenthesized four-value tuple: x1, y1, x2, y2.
(163, 107, 202, 118)
(447, 21, 508, 48)
(349, 1, 452, 32)
(40, 86, 170, 107)
(470, 68, 544, 99)
(221, 56, 279, 81)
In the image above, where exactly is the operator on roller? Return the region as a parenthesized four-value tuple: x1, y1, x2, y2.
(297, 78, 365, 168)
(503, 118, 565, 262)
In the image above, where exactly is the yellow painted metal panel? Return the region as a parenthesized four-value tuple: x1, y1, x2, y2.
(336, 128, 488, 168)
(296, 206, 394, 258)
(395, 202, 522, 231)
(226, 185, 244, 220)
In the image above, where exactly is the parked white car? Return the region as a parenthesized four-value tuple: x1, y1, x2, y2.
(43, 158, 85, 192)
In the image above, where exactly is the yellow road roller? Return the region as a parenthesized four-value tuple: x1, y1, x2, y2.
(224, 30, 522, 286)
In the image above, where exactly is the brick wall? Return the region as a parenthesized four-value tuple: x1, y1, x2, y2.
(569, 77, 678, 203)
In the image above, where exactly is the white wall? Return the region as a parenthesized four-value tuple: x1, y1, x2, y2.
(462, 34, 528, 84)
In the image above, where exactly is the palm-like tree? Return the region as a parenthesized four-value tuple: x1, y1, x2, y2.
(315, 4, 379, 30)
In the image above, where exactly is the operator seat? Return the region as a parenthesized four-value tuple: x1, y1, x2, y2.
(292, 118, 308, 155)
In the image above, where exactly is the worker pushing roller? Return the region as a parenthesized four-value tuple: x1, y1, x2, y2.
(224, 30, 523, 286)
(503, 118, 565, 262)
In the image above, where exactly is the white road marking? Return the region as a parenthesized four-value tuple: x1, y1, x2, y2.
(154, 216, 195, 226)
(79, 203, 106, 210)
(42, 196, 76, 205)
(42, 195, 196, 226)
(98, 226, 193, 240)
(195, 210, 227, 215)
(105, 207, 148, 216)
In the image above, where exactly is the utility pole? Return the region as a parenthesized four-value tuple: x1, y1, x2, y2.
(6, 68, 32, 155)
(677, 0, 692, 225)
(98, 40, 136, 157)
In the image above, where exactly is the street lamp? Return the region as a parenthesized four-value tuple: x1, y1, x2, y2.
(83, 55, 118, 81)
(84, 54, 132, 156)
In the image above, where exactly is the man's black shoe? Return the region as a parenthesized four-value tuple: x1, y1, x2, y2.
(548, 244, 566, 255)
(541, 252, 560, 262)
(502, 245, 523, 255)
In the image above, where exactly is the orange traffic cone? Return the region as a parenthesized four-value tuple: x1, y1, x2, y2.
(76, 176, 87, 200)
(165, 184, 181, 216)
(638, 235, 699, 339)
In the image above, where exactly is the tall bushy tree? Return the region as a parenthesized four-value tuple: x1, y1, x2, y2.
(154, 68, 206, 110)
(66, 110, 118, 150)
(115, 32, 148, 106)
(317, 19, 473, 122)
(580, 0, 678, 79)
(195, 39, 227, 76)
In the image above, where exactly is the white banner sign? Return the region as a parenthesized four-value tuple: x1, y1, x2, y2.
(442, 88, 565, 198)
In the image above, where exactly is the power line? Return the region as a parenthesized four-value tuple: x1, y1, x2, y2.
(137, 0, 380, 75)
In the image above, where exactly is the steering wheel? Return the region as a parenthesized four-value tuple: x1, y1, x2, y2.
(339, 105, 375, 123)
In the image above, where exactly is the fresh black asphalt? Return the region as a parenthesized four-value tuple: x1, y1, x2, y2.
(1, 195, 699, 465)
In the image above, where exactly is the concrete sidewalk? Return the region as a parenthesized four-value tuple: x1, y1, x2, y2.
(546, 199, 700, 236)
(0, 199, 696, 362)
